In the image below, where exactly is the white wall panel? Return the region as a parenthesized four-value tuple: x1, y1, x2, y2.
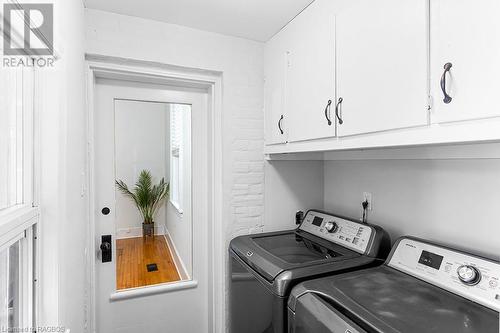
(324, 159, 500, 258)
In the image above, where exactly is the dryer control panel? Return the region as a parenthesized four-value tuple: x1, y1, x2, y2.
(388, 237, 500, 311)
(299, 210, 373, 254)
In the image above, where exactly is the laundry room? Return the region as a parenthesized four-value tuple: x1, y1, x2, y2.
(0, 0, 499, 332)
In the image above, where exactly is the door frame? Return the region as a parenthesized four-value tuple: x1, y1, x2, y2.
(84, 55, 224, 333)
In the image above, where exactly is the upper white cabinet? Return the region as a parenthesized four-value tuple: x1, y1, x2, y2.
(264, 0, 500, 154)
(336, 0, 428, 137)
(430, 0, 500, 123)
(285, 1, 336, 142)
(264, 34, 288, 145)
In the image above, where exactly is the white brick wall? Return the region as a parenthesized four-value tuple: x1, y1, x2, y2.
(231, 114, 265, 235)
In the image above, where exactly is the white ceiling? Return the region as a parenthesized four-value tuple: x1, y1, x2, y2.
(83, 0, 314, 42)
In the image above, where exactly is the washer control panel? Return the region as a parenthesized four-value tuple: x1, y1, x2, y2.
(388, 238, 500, 311)
(299, 210, 373, 254)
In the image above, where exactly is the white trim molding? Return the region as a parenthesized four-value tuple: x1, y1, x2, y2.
(109, 280, 198, 302)
(169, 199, 184, 215)
(163, 231, 190, 280)
(266, 142, 500, 161)
(115, 225, 165, 239)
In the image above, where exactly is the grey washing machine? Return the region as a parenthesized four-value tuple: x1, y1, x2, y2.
(288, 236, 500, 333)
(229, 209, 391, 333)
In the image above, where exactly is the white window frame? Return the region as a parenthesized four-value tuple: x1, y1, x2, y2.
(0, 70, 35, 214)
(0, 63, 38, 331)
(0, 222, 36, 330)
(0, 3, 57, 330)
(169, 105, 184, 214)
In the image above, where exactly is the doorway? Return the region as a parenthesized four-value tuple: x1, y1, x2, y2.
(87, 60, 221, 333)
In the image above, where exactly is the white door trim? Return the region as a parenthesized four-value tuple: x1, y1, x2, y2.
(85, 55, 224, 333)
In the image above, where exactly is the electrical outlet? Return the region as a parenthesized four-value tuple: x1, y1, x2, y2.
(363, 192, 373, 211)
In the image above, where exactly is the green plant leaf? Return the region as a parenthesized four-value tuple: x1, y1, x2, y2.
(115, 170, 170, 224)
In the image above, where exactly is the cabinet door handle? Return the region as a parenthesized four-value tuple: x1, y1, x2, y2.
(440, 62, 453, 104)
(324, 99, 332, 126)
(335, 97, 344, 125)
(278, 115, 284, 134)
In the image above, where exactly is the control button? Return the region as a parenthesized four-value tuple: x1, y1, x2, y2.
(489, 280, 498, 288)
(339, 236, 345, 240)
(346, 238, 352, 242)
(325, 221, 338, 233)
(353, 237, 359, 245)
(457, 265, 481, 286)
(444, 264, 452, 273)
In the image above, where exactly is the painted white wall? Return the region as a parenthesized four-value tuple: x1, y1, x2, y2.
(165, 104, 193, 276)
(85, 10, 265, 331)
(324, 158, 500, 259)
(263, 161, 325, 233)
(114, 100, 169, 237)
(36, 0, 87, 332)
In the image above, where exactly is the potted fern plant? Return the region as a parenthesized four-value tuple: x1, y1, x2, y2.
(115, 170, 170, 237)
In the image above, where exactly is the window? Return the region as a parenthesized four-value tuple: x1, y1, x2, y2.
(0, 62, 37, 333)
(0, 67, 24, 211)
(0, 227, 35, 330)
(169, 104, 186, 213)
(0, 7, 43, 331)
(0, 241, 20, 328)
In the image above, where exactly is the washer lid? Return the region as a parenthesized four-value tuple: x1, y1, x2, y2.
(290, 266, 499, 333)
(230, 230, 359, 282)
(251, 233, 342, 264)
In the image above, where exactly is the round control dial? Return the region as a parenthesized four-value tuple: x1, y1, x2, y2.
(325, 221, 338, 233)
(457, 265, 481, 286)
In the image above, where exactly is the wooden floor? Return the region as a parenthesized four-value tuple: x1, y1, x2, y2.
(116, 236, 181, 290)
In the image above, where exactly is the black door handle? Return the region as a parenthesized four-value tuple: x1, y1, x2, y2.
(100, 242, 111, 252)
(324, 100, 332, 126)
(278, 115, 284, 134)
(440, 62, 453, 104)
(100, 235, 112, 263)
(335, 97, 344, 125)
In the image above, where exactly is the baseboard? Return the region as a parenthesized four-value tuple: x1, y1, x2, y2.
(163, 231, 190, 280)
(116, 225, 165, 239)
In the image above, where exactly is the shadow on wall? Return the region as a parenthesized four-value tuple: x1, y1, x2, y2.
(264, 160, 325, 232)
(323, 158, 500, 258)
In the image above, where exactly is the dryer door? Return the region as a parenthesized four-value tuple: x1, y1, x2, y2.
(290, 293, 366, 333)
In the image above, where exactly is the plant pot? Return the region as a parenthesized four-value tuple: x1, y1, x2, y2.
(142, 222, 155, 238)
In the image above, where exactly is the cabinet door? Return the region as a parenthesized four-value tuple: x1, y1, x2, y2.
(336, 0, 428, 137)
(286, 1, 336, 142)
(431, 0, 500, 123)
(264, 39, 288, 145)
(264, 84, 287, 144)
